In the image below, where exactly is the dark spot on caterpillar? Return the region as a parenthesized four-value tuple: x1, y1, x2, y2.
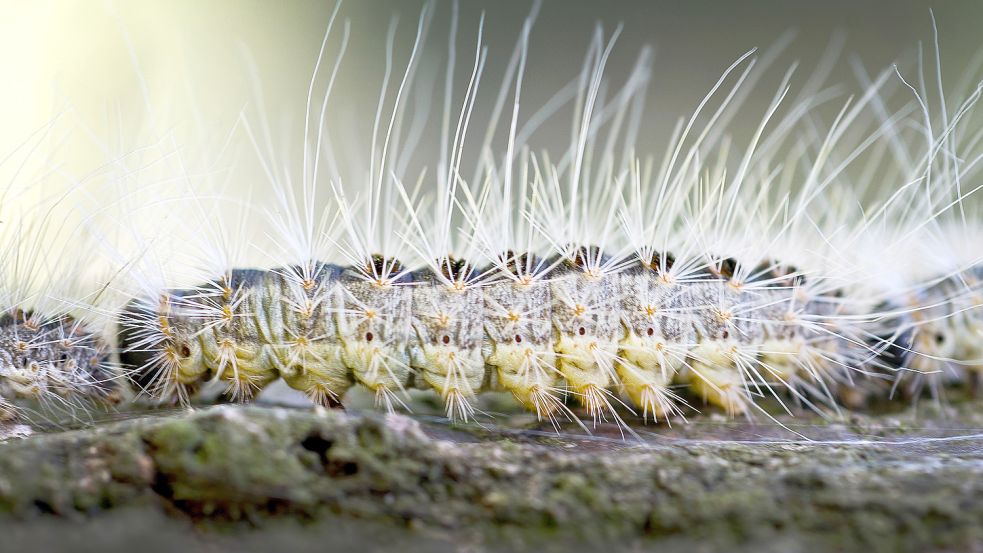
(647, 327, 654, 337)
(442, 335, 450, 345)
(783, 265, 806, 286)
(710, 257, 739, 280)
(367, 254, 404, 280)
(752, 259, 803, 285)
(515, 334, 522, 343)
(365, 332, 374, 342)
(501, 250, 544, 278)
(437, 256, 475, 282)
(179, 344, 191, 357)
(578, 327, 586, 336)
(722, 330, 730, 339)
(642, 251, 676, 273)
(936, 333, 945, 344)
(570, 245, 606, 270)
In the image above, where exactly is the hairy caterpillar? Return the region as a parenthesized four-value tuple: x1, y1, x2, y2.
(90, 2, 983, 435)
(0, 122, 124, 423)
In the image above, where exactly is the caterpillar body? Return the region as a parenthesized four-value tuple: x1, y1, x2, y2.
(98, 3, 983, 434)
(116, 246, 877, 427)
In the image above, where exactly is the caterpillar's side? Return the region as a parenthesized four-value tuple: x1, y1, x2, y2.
(105, 3, 983, 432)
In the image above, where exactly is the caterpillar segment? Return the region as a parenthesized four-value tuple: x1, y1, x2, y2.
(678, 259, 852, 416)
(408, 258, 485, 422)
(481, 252, 569, 427)
(336, 256, 414, 412)
(268, 263, 352, 408)
(790, 288, 878, 410)
(736, 263, 852, 412)
(615, 253, 694, 422)
(193, 269, 281, 401)
(547, 247, 629, 426)
(0, 310, 117, 419)
(759, 279, 832, 404)
(683, 258, 767, 416)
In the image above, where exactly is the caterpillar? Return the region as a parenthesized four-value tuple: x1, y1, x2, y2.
(0, 121, 124, 423)
(98, 2, 983, 435)
(117, 244, 841, 421)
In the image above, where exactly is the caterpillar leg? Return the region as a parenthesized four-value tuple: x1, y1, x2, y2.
(277, 347, 352, 408)
(489, 343, 574, 427)
(411, 344, 484, 421)
(343, 342, 411, 413)
(615, 358, 685, 422)
(489, 346, 559, 409)
(685, 343, 749, 416)
(554, 339, 627, 426)
(200, 336, 278, 402)
(0, 397, 16, 422)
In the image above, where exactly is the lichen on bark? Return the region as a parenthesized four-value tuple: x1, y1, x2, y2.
(0, 401, 980, 552)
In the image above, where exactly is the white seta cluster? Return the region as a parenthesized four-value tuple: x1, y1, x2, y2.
(5, 2, 983, 433)
(0, 119, 124, 423)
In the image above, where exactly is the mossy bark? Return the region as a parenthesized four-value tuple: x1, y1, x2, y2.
(0, 403, 980, 552)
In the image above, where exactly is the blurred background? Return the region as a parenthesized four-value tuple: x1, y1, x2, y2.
(1, 0, 982, 283)
(2, 0, 981, 156)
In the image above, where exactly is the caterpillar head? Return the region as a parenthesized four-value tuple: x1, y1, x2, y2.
(118, 292, 208, 399)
